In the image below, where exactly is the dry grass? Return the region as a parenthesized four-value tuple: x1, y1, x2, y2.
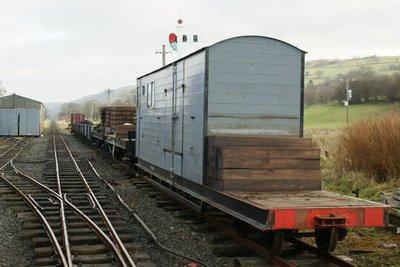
(331, 110, 400, 182)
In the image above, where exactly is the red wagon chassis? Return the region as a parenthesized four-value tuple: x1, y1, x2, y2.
(225, 190, 389, 230)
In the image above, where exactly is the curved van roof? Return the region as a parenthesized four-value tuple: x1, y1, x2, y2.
(137, 35, 305, 79)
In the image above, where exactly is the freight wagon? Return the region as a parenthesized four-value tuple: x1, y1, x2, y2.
(72, 107, 136, 159)
(71, 35, 388, 254)
(70, 113, 85, 124)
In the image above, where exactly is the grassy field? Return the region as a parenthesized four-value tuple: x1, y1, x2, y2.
(305, 55, 400, 84)
(304, 102, 400, 129)
(305, 102, 400, 266)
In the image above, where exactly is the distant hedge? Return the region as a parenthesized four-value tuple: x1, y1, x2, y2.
(305, 67, 400, 105)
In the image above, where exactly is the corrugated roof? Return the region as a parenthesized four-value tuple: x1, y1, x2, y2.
(0, 93, 44, 109)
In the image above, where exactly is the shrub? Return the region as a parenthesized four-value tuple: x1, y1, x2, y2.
(332, 110, 400, 182)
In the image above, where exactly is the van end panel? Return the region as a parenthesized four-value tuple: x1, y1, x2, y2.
(207, 36, 303, 136)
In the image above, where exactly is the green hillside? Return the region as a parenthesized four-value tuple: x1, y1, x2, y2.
(304, 102, 400, 129)
(306, 55, 400, 84)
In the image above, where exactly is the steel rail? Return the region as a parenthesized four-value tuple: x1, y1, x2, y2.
(87, 155, 292, 267)
(10, 159, 128, 266)
(0, 137, 26, 157)
(0, 136, 68, 267)
(63, 194, 128, 267)
(135, 170, 293, 267)
(200, 212, 294, 267)
(0, 174, 68, 267)
(288, 237, 354, 267)
(0, 137, 31, 171)
(85, 158, 208, 267)
(52, 127, 73, 267)
(55, 127, 135, 267)
(79, 130, 356, 267)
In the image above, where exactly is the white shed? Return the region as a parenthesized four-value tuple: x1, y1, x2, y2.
(0, 94, 45, 136)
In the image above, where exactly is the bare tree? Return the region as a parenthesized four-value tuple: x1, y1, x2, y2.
(0, 79, 7, 96)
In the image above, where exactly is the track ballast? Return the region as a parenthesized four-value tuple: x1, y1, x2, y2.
(0, 127, 153, 266)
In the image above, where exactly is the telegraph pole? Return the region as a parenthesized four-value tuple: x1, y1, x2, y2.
(340, 78, 354, 125)
(104, 88, 112, 106)
(156, 45, 171, 67)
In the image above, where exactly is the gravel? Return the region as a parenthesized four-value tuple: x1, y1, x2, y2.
(0, 202, 35, 266)
(63, 132, 234, 267)
(0, 128, 234, 266)
(0, 135, 49, 267)
(14, 134, 49, 182)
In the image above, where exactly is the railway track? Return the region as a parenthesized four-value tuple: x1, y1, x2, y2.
(133, 172, 354, 267)
(0, 127, 153, 266)
(71, 131, 355, 267)
(0, 137, 30, 166)
(69, 128, 357, 266)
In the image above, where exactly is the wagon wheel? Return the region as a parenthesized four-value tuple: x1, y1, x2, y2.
(315, 228, 338, 254)
(263, 231, 284, 254)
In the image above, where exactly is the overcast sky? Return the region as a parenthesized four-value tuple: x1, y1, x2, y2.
(1, 0, 399, 103)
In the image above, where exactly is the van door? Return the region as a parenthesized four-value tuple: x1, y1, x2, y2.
(172, 61, 184, 177)
(165, 63, 184, 177)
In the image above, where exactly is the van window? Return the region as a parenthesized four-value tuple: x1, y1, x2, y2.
(147, 82, 155, 108)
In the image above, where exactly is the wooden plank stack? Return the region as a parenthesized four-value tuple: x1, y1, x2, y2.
(206, 135, 321, 191)
(100, 106, 136, 135)
(115, 124, 135, 138)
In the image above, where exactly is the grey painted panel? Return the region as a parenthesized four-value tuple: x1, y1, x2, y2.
(210, 37, 300, 55)
(181, 53, 205, 184)
(0, 108, 39, 135)
(209, 52, 300, 65)
(136, 51, 205, 184)
(208, 117, 299, 135)
(208, 91, 300, 106)
(209, 72, 300, 85)
(208, 103, 300, 115)
(0, 109, 17, 135)
(136, 36, 304, 185)
(209, 61, 300, 75)
(207, 82, 298, 96)
(19, 108, 40, 135)
(207, 36, 302, 135)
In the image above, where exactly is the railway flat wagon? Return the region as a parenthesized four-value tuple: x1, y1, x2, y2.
(136, 35, 387, 253)
(71, 120, 93, 140)
(71, 113, 85, 124)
